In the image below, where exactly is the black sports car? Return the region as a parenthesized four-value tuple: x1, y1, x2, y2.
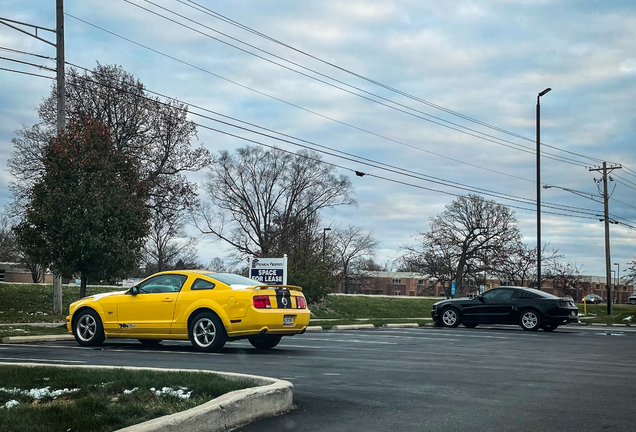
(431, 286, 579, 331)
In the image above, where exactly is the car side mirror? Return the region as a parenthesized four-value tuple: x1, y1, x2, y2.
(477, 296, 485, 302)
(129, 286, 139, 296)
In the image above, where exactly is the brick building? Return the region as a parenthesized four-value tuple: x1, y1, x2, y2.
(0, 262, 53, 283)
(342, 271, 634, 303)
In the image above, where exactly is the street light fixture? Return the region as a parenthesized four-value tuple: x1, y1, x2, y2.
(536, 87, 551, 290)
(543, 183, 615, 314)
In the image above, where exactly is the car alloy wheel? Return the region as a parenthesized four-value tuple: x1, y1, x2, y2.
(441, 308, 460, 328)
(189, 312, 227, 353)
(73, 309, 105, 346)
(519, 310, 541, 331)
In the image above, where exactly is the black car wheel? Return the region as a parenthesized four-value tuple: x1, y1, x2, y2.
(249, 334, 282, 350)
(541, 323, 559, 332)
(519, 310, 541, 331)
(441, 307, 461, 328)
(189, 312, 227, 353)
(73, 309, 105, 346)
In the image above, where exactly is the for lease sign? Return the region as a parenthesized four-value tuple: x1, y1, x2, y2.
(249, 257, 287, 285)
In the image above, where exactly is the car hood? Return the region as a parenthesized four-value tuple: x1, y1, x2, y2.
(82, 290, 127, 302)
(433, 297, 476, 307)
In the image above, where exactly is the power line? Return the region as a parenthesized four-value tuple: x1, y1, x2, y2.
(0, 56, 56, 72)
(66, 63, 608, 220)
(122, 0, 587, 167)
(126, 0, 593, 168)
(0, 46, 56, 61)
(64, 14, 550, 184)
(177, 0, 610, 166)
(0, 66, 54, 79)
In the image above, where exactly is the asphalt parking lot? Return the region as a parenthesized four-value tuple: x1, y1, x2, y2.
(2, 325, 635, 431)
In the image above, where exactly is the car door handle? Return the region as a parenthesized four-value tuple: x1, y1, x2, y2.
(162, 298, 174, 303)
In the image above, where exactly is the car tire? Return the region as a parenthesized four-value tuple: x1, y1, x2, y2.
(73, 309, 105, 346)
(189, 312, 227, 353)
(519, 310, 541, 331)
(249, 334, 282, 350)
(463, 323, 478, 328)
(441, 307, 461, 328)
(541, 323, 559, 332)
(138, 339, 162, 347)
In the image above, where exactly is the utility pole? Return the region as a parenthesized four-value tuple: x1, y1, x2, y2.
(0, 2, 65, 313)
(589, 162, 622, 315)
(52, 0, 65, 314)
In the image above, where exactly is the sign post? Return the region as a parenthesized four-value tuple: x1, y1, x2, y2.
(249, 255, 288, 285)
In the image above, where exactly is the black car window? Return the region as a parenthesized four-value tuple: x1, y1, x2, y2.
(191, 278, 216, 291)
(518, 291, 536, 299)
(482, 289, 514, 301)
(137, 274, 188, 294)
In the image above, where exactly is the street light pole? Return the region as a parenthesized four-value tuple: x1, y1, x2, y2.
(536, 87, 551, 290)
(614, 262, 620, 303)
(322, 228, 331, 262)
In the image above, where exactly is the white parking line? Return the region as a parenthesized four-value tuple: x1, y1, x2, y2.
(0, 357, 86, 364)
(300, 337, 397, 345)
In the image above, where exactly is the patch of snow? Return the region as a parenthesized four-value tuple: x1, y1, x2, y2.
(151, 387, 192, 400)
(0, 386, 79, 400)
(123, 387, 138, 394)
(3, 400, 19, 409)
(623, 315, 633, 322)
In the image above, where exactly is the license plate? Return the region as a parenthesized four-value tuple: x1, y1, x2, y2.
(283, 315, 294, 326)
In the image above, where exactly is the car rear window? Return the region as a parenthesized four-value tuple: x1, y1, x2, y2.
(522, 288, 559, 299)
(208, 273, 266, 288)
(191, 278, 216, 291)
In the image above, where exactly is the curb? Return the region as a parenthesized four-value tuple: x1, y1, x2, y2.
(305, 326, 323, 332)
(0, 362, 293, 432)
(382, 323, 419, 328)
(331, 324, 375, 330)
(3, 334, 74, 343)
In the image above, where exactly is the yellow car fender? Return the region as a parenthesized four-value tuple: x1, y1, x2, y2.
(171, 297, 231, 336)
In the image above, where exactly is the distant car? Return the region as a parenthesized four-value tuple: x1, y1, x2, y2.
(431, 286, 579, 331)
(628, 293, 636, 305)
(67, 270, 310, 352)
(584, 294, 604, 304)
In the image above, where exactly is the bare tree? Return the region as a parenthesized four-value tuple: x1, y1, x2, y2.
(400, 237, 455, 297)
(1, 212, 46, 283)
(8, 64, 210, 224)
(197, 145, 355, 258)
(142, 204, 199, 274)
(487, 242, 560, 287)
(401, 194, 521, 297)
(330, 225, 379, 294)
(545, 261, 585, 300)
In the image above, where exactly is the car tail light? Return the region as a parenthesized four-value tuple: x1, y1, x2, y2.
(296, 296, 307, 309)
(253, 295, 271, 309)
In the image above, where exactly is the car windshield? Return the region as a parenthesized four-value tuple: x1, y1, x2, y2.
(205, 272, 266, 288)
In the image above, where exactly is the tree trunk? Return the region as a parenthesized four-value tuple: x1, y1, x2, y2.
(52, 275, 63, 315)
(80, 273, 88, 298)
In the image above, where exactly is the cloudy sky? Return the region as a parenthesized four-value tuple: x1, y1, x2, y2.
(1, 0, 635, 278)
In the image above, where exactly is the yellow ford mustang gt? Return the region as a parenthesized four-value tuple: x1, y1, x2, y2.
(66, 270, 310, 352)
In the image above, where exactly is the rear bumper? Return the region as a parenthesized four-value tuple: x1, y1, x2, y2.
(544, 309, 579, 325)
(226, 308, 310, 338)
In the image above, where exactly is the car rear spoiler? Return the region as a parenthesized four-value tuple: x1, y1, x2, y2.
(254, 284, 303, 292)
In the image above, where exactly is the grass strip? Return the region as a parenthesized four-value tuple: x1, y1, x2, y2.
(0, 365, 255, 432)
